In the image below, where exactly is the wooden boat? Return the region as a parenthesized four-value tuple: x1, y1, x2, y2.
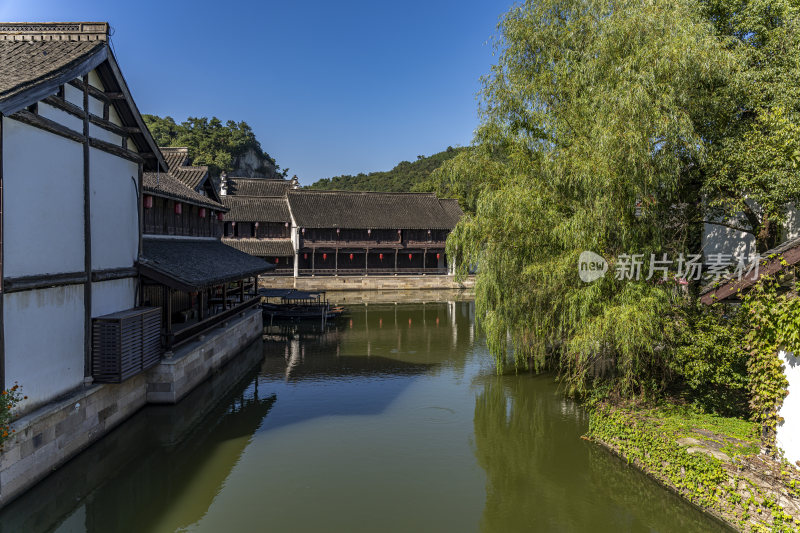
(259, 289, 346, 321)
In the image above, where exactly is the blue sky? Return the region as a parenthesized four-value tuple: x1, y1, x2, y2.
(0, 0, 514, 184)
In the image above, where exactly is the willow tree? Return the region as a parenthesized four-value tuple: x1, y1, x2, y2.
(439, 0, 735, 395)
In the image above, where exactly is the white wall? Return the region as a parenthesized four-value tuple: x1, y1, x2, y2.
(64, 84, 83, 108)
(37, 102, 83, 132)
(702, 222, 755, 260)
(3, 118, 85, 277)
(786, 205, 800, 241)
(91, 278, 136, 317)
(90, 147, 139, 270)
(3, 286, 85, 411)
(89, 123, 122, 145)
(87, 95, 104, 118)
(777, 350, 800, 464)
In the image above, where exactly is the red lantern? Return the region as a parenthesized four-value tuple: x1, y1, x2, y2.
(436, 253, 440, 260)
(323, 253, 327, 261)
(275, 258, 279, 264)
(217, 212, 224, 221)
(199, 208, 206, 218)
(174, 202, 182, 215)
(379, 253, 384, 261)
(349, 253, 354, 261)
(304, 253, 308, 260)
(408, 253, 413, 261)
(144, 195, 153, 209)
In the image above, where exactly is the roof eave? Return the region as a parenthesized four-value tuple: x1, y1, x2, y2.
(0, 44, 108, 116)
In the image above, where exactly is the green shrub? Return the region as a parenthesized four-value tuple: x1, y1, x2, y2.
(672, 307, 750, 417)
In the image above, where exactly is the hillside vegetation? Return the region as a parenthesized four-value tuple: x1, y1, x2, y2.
(307, 147, 467, 192)
(143, 114, 287, 179)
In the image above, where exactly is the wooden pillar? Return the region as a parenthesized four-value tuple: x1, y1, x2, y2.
(198, 289, 205, 321)
(423, 249, 427, 274)
(311, 248, 315, 274)
(222, 283, 228, 310)
(394, 249, 398, 273)
(335, 248, 338, 274)
(239, 279, 245, 302)
(165, 286, 173, 346)
(365, 248, 369, 275)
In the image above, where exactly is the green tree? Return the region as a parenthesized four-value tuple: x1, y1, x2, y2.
(443, 0, 735, 396)
(307, 147, 466, 192)
(700, 0, 800, 251)
(143, 114, 284, 179)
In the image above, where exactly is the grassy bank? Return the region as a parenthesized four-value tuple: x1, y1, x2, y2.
(588, 403, 800, 532)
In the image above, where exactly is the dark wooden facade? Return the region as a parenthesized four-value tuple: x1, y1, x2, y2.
(144, 196, 223, 238)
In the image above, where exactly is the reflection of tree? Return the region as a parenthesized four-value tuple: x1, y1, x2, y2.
(473, 376, 730, 533)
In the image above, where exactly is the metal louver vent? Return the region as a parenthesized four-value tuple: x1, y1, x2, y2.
(92, 307, 162, 383)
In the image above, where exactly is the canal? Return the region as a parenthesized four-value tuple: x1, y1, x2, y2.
(0, 300, 730, 532)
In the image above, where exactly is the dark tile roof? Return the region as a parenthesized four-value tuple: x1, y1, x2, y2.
(0, 39, 105, 112)
(140, 237, 272, 291)
(157, 146, 210, 191)
(225, 177, 292, 197)
(0, 23, 167, 173)
(438, 198, 464, 228)
(143, 172, 225, 211)
(222, 196, 290, 223)
(286, 190, 461, 230)
(222, 238, 294, 257)
(174, 166, 208, 190)
(160, 147, 189, 171)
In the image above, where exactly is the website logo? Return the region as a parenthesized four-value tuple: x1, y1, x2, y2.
(578, 251, 608, 282)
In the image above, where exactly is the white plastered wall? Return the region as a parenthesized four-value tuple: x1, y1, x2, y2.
(37, 102, 83, 132)
(91, 278, 136, 317)
(702, 222, 754, 260)
(777, 350, 800, 464)
(2, 118, 84, 277)
(90, 147, 139, 270)
(3, 286, 85, 411)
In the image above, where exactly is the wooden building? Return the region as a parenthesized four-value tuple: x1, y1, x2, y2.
(141, 153, 271, 350)
(220, 175, 463, 277)
(221, 176, 296, 274)
(288, 191, 462, 276)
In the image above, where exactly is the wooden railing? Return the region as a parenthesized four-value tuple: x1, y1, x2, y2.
(297, 268, 448, 276)
(168, 296, 260, 349)
(299, 240, 447, 248)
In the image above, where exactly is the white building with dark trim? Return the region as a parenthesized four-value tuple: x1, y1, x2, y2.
(0, 22, 270, 506)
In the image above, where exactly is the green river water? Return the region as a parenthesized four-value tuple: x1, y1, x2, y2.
(0, 299, 731, 532)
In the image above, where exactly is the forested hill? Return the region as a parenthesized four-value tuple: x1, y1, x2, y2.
(307, 146, 467, 192)
(143, 114, 288, 180)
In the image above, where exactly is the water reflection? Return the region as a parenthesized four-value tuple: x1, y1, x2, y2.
(473, 374, 732, 532)
(0, 340, 270, 533)
(0, 301, 733, 533)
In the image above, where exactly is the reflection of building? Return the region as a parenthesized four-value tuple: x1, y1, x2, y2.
(220, 175, 463, 276)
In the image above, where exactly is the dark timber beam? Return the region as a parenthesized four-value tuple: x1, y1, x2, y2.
(83, 74, 92, 380)
(0, 116, 4, 391)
